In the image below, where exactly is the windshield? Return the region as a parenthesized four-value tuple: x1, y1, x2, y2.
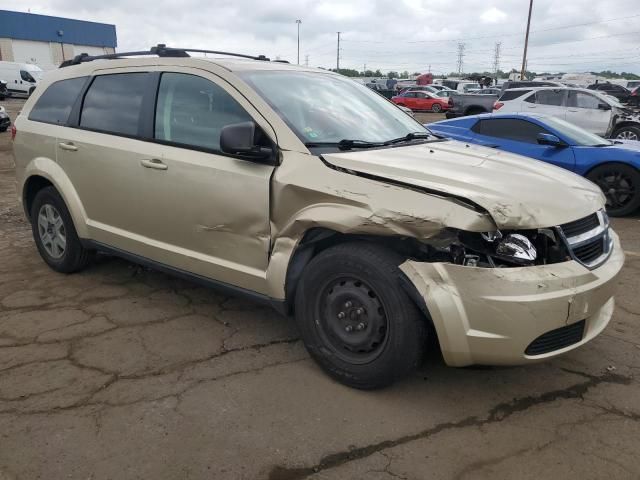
(239, 71, 428, 145)
(541, 116, 612, 146)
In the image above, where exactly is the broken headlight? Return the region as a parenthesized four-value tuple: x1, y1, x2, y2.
(495, 234, 537, 264)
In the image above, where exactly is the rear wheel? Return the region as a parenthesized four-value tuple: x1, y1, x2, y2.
(613, 125, 640, 141)
(31, 187, 93, 272)
(431, 103, 442, 113)
(294, 242, 427, 389)
(587, 164, 640, 217)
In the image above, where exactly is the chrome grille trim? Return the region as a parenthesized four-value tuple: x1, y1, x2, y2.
(557, 210, 612, 270)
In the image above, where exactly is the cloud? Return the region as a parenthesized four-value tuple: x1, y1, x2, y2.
(8, 0, 640, 75)
(480, 7, 508, 23)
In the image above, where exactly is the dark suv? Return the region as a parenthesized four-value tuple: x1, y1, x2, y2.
(587, 82, 630, 103)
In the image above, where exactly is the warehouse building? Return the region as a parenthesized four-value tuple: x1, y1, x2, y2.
(0, 10, 117, 70)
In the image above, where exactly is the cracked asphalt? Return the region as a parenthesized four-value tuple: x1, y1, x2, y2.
(1, 98, 640, 479)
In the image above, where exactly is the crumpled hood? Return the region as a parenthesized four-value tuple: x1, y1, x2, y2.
(322, 140, 605, 229)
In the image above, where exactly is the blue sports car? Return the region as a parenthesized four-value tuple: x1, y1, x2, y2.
(427, 113, 640, 216)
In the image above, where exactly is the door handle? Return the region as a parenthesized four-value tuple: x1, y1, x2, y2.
(525, 105, 536, 108)
(140, 158, 168, 170)
(58, 142, 78, 151)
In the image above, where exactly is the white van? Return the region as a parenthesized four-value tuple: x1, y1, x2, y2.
(0, 62, 44, 96)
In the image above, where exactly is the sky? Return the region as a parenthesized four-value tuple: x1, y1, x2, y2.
(4, 0, 640, 75)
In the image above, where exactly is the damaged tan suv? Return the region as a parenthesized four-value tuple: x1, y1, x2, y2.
(13, 46, 624, 388)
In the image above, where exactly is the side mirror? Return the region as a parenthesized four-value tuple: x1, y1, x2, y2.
(598, 103, 611, 111)
(220, 122, 272, 160)
(537, 133, 563, 147)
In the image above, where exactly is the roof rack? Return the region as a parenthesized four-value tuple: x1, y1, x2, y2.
(60, 44, 271, 68)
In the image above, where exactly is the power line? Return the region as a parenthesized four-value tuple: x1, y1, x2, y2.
(493, 42, 502, 75)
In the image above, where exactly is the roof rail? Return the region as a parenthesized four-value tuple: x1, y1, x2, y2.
(60, 44, 271, 68)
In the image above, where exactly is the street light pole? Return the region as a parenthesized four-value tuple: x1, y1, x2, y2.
(296, 19, 302, 65)
(520, 0, 533, 79)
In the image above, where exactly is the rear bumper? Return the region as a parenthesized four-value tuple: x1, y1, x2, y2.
(400, 231, 624, 367)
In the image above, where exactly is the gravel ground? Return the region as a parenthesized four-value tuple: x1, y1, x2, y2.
(1, 98, 640, 480)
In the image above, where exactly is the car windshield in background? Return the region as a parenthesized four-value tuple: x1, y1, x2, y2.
(542, 116, 612, 147)
(240, 71, 428, 145)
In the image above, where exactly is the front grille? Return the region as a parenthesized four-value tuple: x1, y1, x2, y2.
(572, 238, 605, 264)
(558, 211, 611, 269)
(560, 213, 599, 237)
(525, 320, 586, 356)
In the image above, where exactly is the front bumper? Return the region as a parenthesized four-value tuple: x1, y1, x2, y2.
(400, 230, 624, 367)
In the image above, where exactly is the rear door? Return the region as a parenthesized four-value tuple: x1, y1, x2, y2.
(522, 89, 567, 119)
(565, 90, 611, 136)
(472, 118, 576, 171)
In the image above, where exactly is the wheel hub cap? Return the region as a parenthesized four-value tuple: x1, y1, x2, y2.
(37, 204, 66, 259)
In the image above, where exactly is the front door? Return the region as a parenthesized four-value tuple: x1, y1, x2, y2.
(472, 118, 576, 172)
(565, 90, 612, 136)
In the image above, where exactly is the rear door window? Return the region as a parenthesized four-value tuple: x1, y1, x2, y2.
(535, 90, 565, 106)
(80, 73, 148, 136)
(28, 77, 88, 125)
(154, 72, 253, 152)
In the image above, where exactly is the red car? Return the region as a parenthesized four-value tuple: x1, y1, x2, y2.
(392, 90, 449, 113)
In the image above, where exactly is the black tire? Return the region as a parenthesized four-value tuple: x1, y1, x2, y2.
(587, 164, 640, 217)
(465, 108, 486, 116)
(30, 186, 93, 273)
(294, 242, 427, 389)
(431, 103, 442, 113)
(613, 125, 640, 142)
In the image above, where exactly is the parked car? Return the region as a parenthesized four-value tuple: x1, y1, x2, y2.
(446, 91, 498, 117)
(628, 86, 640, 108)
(587, 82, 631, 103)
(499, 80, 565, 95)
(392, 90, 449, 112)
(494, 87, 640, 140)
(13, 45, 623, 389)
(435, 90, 455, 98)
(428, 113, 640, 216)
(0, 61, 44, 97)
(0, 105, 10, 132)
(397, 105, 415, 117)
(398, 85, 441, 95)
(0, 80, 9, 100)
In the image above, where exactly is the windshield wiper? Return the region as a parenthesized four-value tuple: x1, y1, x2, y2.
(303, 139, 386, 150)
(384, 131, 434, 145)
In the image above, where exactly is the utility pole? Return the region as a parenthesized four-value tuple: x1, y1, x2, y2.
(521, 0, 533, 79)
(336, 31, 341, 72)
(456, 43, 465, 76)
(492, 42, 502, 76)
(296, 19, 302, 65)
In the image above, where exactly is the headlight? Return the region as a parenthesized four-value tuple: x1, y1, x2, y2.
(495, 234, 537, 263)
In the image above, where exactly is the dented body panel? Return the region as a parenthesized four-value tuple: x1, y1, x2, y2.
(401, 231, 624, 366)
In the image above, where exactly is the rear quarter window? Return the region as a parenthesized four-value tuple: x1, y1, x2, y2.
(28, 77, 88, 125)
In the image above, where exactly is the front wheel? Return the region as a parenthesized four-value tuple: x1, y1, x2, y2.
(613, 125, 640, 141)
(587, 164, 640, 217)
(431, 103, 442, 113)
(294, 242, 427, 389)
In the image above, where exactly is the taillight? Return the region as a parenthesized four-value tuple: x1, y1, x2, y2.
(493, 101, 504, 110)
(10, 124, 16, 141)
(448, 97, 454, 106)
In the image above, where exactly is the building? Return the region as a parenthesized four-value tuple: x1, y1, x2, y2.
(0, 10, 116, 70)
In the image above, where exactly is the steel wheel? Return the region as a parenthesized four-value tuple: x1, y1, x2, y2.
(431, 103, 442, 113)
(37, 204, 66, 259)
(315, 276, 389, 365)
